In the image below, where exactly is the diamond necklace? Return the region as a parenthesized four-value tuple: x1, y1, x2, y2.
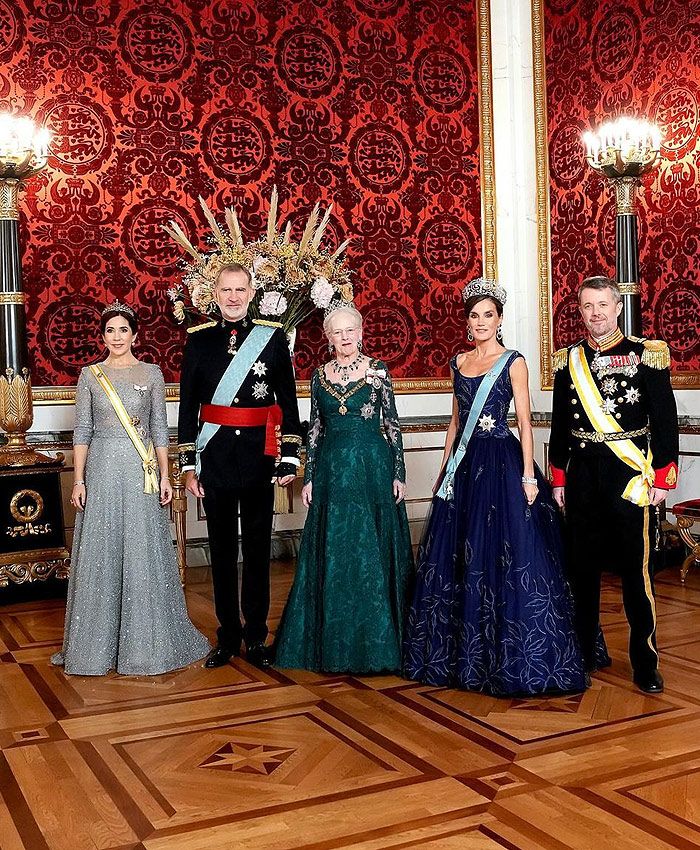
(331, 353, 363, 383)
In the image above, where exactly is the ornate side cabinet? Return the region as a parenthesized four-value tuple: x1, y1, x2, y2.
(0, 466, 69, 587)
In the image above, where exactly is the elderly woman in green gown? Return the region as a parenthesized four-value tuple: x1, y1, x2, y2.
(274, 304, 413, 673)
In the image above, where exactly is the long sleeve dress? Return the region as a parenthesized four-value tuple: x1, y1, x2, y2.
(51, 362, 209, 676)
(275, 359, 414, 674)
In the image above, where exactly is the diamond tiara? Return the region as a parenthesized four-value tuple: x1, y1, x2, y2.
(462, 277, 507, 306)
(101, 300, 136, 318)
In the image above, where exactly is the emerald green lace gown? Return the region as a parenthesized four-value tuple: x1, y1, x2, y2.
(275, 360, 414, 673)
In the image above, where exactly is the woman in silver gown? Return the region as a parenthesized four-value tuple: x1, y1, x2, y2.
(51, 302, 209, 676)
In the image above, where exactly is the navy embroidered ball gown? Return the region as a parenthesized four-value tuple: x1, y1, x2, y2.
(403, 351, 600, 696)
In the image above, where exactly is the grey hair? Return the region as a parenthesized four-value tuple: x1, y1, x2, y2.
(323, 305, 363, 336)
(578, 275, 621, 304)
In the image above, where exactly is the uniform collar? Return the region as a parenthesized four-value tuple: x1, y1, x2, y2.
(221, 315, 251, 331)
(587, 327, 624, 352)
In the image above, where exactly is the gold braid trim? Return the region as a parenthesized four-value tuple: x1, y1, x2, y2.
(628, 335, 646, 343)
(641, 339, 670, 370)
(187, 321, 217, 333)
(178, 443, 196, 452)
(282, 434, 302, 445)
(553, 347, 568, 373)
(253, 319, 283, 328)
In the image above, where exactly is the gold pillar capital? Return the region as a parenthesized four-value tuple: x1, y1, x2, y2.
(0, 178, 21, 221)
(613, 176, 641, 215)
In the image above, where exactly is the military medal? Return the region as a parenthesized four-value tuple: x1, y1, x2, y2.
(227, 329, 237, 355)
(339, 404, 348, 415)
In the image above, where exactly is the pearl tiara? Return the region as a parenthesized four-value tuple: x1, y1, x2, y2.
(462, 277, 507, 306)
(101, 300, 136, 318)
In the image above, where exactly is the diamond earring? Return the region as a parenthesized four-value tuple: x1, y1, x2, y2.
(467, 329, 473, 342)
(496, 326, 503, 342)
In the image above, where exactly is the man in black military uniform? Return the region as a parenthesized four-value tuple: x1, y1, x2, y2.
(550, 276, 679, 693)
(178, 263, 302, 669)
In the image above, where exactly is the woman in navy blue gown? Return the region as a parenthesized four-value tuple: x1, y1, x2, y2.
(403, 278, 601, 696)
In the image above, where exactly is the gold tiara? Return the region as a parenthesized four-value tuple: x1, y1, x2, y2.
(101, 300, 136, 318)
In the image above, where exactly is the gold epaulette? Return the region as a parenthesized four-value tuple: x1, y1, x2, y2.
(553, 347, 568, 373)
(187, 321, 217, 333)
(641, 339, 670, 370)
(253, 319, 283, 328)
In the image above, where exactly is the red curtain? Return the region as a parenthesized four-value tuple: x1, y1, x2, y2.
(1, 0, 482, 385)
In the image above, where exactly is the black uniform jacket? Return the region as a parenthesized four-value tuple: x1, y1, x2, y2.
(549, 330, 679, 491)
(177, 317, 302, 490)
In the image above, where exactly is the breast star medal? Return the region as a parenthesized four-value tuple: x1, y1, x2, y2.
(477, 413, 496, 432)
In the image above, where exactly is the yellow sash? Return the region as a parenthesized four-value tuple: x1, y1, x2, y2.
(569, 346, 653, 506)
(89, 365, 159, 495)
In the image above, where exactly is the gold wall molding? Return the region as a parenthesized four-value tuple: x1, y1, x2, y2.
(531, 0, 700, 390)
(477, 0, 497, 281)
(531, 0, 555, 390)
(33, 376, 455, 405)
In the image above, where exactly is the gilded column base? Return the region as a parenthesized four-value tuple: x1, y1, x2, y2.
(0, 553, 70, 587)
(0, 367, 63, 467)
(0, 437, 65, 468)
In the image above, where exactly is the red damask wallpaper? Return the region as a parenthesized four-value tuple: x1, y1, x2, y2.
(545, 0, 700, 376)
(0, 0, 483, 386)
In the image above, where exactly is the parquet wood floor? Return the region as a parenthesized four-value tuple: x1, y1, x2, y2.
(2, 565, 700, 849)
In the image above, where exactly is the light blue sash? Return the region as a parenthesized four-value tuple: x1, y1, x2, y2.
(195, 324, 276, 474)
(436, 350, 513, 501)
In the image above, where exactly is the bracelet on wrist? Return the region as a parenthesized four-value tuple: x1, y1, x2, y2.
(521, 476, 537, 485)
(73, 480, 85, 487)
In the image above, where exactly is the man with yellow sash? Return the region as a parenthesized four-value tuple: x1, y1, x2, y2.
(178, 263, 302, 669)
(550, 276, 678, 694)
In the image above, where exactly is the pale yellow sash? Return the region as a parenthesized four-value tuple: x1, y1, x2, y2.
(89, 365, 159, 495)
(569, 346, 653, 506)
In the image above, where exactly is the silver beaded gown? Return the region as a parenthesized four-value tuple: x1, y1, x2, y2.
(51, 362, 210, 676)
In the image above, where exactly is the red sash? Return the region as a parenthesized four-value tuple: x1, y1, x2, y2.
(200, 404, 282, 457)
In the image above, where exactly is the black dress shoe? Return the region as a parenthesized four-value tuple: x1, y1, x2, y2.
(204, 645, 238, 669)
(246, 643, 273, 669)
(633, 669, 664, 694)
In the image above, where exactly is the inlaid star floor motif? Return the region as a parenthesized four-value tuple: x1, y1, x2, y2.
(199, 741, 297, 775)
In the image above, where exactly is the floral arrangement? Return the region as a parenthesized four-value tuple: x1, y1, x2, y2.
(163, 188, 353, 332)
